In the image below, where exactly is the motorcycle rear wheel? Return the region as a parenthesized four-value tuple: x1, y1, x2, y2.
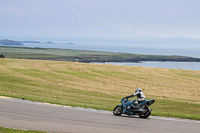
(138, 106, 151, 118)
(113, 105, 123, 116)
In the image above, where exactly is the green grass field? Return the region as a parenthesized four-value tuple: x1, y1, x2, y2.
(0, 58, 200, 120)
(0, 127, 45, 133)
(1, 46, 199, 62)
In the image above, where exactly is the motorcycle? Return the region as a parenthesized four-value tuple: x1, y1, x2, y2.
(113, 97, 155, 118)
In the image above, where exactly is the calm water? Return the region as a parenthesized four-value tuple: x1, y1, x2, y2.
(24, 42, 200, 58)
(94, 62, 200, 71)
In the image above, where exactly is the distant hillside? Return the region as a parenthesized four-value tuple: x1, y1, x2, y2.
(0, 39, 75, 45)
(1, 46, 200, 62)
(0, 39, 23, 46)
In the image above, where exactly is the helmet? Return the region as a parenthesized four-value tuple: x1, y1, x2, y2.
(135, 88, 142, 93)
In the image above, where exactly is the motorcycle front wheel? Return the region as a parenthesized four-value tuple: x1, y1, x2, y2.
(113, 105, 123, 116)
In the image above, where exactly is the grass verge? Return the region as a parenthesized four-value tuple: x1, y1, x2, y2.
(0, 127, 45, 133)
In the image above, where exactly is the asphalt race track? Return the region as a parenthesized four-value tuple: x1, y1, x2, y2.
(0, 97, 199, 133)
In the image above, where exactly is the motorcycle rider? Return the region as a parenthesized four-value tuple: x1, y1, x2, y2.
(126, 88, 146, 108)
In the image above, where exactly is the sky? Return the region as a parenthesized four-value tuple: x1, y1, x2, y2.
(0, 0, 200, 39)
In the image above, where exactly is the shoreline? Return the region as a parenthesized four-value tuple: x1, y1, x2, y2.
(1, 45, 200, 63)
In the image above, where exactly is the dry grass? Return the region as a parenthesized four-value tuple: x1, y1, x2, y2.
(0, 58, 200, 102)
(0, 58, 200, 119)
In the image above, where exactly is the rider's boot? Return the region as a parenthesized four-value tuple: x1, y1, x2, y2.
(127, 106, 131, 110)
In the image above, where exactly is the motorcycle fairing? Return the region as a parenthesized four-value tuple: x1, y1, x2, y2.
(139, 100, 155, 106)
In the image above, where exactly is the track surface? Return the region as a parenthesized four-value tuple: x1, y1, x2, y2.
(0, 97, 199, 133)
